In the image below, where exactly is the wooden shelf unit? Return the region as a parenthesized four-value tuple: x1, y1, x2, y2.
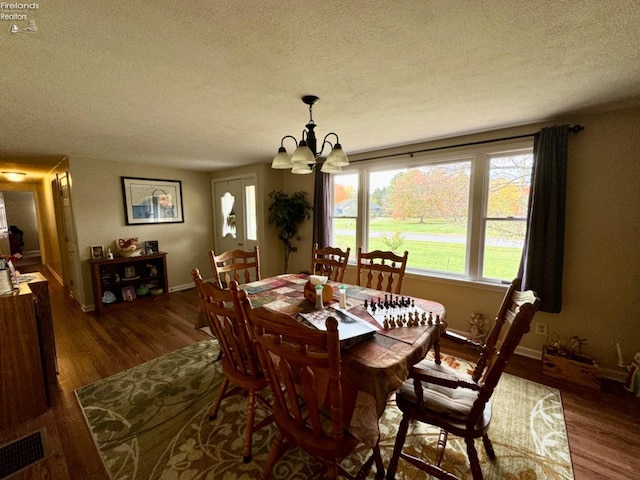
(90, 252, 169, 314)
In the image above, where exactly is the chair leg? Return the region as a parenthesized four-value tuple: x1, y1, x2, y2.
(209, 377, 229, 420)
(465, 437, 484, 480)
(242, 389, 257, 463)
(385, 415, 410, 479)
(260, 431, 287, 480)
(326, 460, 338, 479)
(482, 433, 495, 459)
(373, 444, 385, 479)
(434, 429, 448, 467)
(353, 444, 385, 480)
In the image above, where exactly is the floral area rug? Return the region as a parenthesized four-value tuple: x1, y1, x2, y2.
(76, 339, 573, 479)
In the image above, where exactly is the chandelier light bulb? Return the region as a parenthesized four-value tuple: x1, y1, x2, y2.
(291, 143, 315, 166)
(326, 143, 349, 167)
(320, 160, 342, 173)
(291, 163, 314, 174)
(271, 147, 293, 169)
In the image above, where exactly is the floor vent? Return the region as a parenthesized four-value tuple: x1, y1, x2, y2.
(0, 430, 46, 479)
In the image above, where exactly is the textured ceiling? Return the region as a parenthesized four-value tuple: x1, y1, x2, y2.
(1, 0, 639, 179)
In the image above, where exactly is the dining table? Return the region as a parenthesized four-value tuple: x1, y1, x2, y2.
(239, 273, 447, 447)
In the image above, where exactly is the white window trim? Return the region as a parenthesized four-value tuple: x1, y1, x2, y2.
(334, 139, 533, 286)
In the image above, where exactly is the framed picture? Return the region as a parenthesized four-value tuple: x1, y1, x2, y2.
(145, 240, 159, 254)
(91, 245, 105, 259)
(123, 265, 137, 279)
(121, 286, 137, 302)
(121, 177, 184, 225)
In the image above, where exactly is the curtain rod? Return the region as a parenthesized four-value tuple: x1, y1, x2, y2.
(351, 124, 584, 164)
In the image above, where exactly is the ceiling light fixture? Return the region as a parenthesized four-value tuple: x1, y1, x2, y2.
(271, 95, 349, 174)
(2, 171, 26, 182)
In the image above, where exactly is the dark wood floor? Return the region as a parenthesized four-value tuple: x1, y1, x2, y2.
(2, 266, 639, 479)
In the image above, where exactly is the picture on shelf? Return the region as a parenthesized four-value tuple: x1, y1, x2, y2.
(145, 240, 159, 254)
(123, 266, 137, 279)
(121, 286, 136, 302)
(91, 245, 105, 259)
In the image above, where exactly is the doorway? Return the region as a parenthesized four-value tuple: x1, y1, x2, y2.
(212, 175, 258, 255)
(0, 189, 42, 266)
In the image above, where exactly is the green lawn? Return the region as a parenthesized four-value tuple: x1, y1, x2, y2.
(334, 220, 521, 281)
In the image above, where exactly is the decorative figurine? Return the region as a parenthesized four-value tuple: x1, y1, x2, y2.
(624, 352, 640, 397)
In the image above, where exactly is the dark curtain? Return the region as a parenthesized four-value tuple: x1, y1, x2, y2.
(518, 124, 570, 313)
(312, 164, 331, 248)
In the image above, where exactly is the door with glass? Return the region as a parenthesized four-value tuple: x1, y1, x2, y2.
(213, 176, 258, 255)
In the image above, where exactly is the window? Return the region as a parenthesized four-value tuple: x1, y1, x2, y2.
(481, 153, 533, 281)
(331, 141, 533, 284)
(245, 185, 257, 241)
(332, 173, 358, 254)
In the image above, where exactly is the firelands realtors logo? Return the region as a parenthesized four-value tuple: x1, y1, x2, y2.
(1, 2, 40, 34)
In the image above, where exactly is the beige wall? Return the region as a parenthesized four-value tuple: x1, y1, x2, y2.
(69, 157, 215, 309)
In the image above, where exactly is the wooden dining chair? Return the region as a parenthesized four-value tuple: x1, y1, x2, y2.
(243, 305, 385, 480)
(441, 278, 523, 382)
(385, 288, 540, 480)
(311, 243, 351, 282)
(356, 247, 409, 295)
(209, 246, 261, 287)
(191, 268, 272, 463)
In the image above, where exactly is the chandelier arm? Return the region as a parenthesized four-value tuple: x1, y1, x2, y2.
(317, 132, 340, 157)
(280, 135, 299, 149)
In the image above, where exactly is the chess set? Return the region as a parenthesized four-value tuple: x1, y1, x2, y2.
(363, 294, 442, 330)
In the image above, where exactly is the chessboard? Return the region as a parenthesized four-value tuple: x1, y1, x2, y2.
(363, 294, 442, 330)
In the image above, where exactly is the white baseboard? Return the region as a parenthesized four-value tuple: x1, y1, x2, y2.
(170, 282, 196, 293)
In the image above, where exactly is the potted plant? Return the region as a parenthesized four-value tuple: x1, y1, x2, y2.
(268, 191, 313, 273)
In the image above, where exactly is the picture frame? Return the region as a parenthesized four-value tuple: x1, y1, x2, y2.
(123, 265, 137, 279)
(91, 245, 105, 259)
(145, 240, 159, 254)
(121, 286, 137, 302)
(121, 177, 184, 225)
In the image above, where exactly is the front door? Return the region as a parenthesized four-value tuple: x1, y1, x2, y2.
(212, 176, 257, 255)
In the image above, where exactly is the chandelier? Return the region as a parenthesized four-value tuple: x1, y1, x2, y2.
(271, 95, 349, 174)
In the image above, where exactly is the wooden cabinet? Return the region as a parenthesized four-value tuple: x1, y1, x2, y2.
(28, 273, 58, 403)
(90, 252, 169, 314)
(0, 283, 49, 431)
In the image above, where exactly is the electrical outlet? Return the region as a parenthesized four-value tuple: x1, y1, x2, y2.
(535, 321, 548, 336)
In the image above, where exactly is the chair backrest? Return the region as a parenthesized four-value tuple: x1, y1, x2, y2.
(356, 247, 408, 294)
(467, 290, 540, 424)
(244, 305, 348, 450)
(311, 243, 351, 283)
(192, 268, 261, 379)
(209, 246, 261, 288)
(470, 278, 522, 381)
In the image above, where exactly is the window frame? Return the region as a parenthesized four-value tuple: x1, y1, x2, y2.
(331, 139, 533, 285)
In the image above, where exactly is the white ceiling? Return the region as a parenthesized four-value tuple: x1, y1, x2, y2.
(1, 1, 639, 179)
